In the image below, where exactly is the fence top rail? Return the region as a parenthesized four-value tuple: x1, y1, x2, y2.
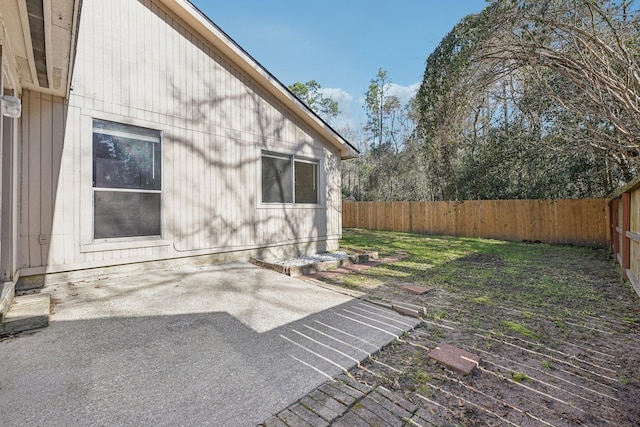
(610, 175, 640, 200)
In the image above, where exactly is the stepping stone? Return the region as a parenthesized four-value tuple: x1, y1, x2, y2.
(428, 343, 480, 375)
(401, 284, 431, 295)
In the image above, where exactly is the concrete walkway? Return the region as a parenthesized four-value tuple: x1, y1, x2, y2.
(0, 261, 419, 426)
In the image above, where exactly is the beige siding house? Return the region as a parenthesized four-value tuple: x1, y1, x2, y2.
(0, 0, 356, 286)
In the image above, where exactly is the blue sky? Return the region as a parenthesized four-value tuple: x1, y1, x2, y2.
(191, 1, 489, 128)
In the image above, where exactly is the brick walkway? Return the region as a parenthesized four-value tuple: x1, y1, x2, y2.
(261, 374, 448, 427)
(261, 254, 445, 427)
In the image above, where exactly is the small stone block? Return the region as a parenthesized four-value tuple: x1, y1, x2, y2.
(401, 284, 431, 295)
(392, 304, 422, 318)
(390, 301, 427, 316)
(428, 343, 480, 375)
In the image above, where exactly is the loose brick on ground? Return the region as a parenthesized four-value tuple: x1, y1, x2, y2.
(428, 342, 481, 375)
(401, 284, 432, 295)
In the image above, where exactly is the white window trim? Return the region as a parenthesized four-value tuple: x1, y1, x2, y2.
(76, 113, 168, 249)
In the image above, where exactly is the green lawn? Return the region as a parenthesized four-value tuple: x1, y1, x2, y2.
(333, 228, 640, 425)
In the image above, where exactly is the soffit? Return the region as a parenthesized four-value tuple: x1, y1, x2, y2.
(0, 0, 80, 97)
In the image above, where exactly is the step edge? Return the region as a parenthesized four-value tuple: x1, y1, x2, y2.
(0, 281, 16, 321)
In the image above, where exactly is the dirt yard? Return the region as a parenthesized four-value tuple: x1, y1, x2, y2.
(315, 229, 640, 426)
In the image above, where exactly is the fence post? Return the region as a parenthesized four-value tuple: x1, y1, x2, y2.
(611, 199, 619, 260)
(622, 193, 631, 280)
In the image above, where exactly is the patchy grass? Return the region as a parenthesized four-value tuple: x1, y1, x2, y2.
(500, 320, 540, 339)
(328, 228, 640, 426)
(509, 371, 531, 382)
(339, 228, 635, 323)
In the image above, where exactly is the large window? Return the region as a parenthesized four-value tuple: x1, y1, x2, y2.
(262, 152, 318, 204)
(92, 120, 161, 239)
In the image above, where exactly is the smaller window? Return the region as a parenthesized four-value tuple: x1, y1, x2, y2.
(261, 152, 319, 204)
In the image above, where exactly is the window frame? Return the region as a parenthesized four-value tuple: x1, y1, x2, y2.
(91, 119, 163, 242)
(260, 150, 321, 206)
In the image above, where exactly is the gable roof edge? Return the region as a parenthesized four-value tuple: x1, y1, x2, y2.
(157, 0, 358, 160)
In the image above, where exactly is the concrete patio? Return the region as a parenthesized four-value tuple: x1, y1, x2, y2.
(0, 261, 419, 426)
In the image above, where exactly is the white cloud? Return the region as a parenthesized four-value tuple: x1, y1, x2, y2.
(315, 83, 420, 132)
(387, 82, 420, 105)
(356, 82, 420, 108)
(318, 87, 353, 104)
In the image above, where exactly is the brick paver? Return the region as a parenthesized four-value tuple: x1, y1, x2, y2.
(428, 342, 480, 375)
(261, 375, 424, 426)
(261, 255, 424, 426)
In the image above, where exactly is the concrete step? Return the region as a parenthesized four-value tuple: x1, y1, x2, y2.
(0, 281, 16, 321)
(0, 294, 50, 336)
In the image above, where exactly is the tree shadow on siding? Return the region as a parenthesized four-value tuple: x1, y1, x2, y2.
(164, 70, 329, 261)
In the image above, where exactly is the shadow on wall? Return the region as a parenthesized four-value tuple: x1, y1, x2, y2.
(19, 91, 69, 277)
(161, 33, 328, 259)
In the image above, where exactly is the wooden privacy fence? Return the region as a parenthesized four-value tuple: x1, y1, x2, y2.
(342, 199, 610, 248)
(610, 177, 640, 296)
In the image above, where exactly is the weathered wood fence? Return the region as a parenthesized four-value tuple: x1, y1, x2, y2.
(342, 199, 610, 248)
(610, 177, 640, 296)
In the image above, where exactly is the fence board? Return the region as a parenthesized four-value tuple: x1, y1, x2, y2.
(342, 198, 610, 248)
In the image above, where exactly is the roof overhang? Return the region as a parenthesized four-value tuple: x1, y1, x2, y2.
(0, 0, 81, 98)
(157, 0, 358, 160)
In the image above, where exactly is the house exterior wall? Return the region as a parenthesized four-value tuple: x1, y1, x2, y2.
(17, 0, 342, 278)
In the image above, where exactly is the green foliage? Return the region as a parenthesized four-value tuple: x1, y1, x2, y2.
(412, 0, 640, 200)
(341, 0, 640, 202)
(287, 80, 339, 122)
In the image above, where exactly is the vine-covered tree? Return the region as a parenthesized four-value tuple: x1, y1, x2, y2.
(414, 0, 640, 200)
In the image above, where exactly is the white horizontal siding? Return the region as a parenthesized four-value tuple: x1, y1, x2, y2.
(18, 0, 342, 273)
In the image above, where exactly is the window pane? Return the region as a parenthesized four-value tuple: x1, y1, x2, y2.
(93, 135, 161, 190)
(93, 120, 161, 190)
(295, 161, 318, 204)
(94, 192, 161, 239)
(262, 155, 293, 203)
